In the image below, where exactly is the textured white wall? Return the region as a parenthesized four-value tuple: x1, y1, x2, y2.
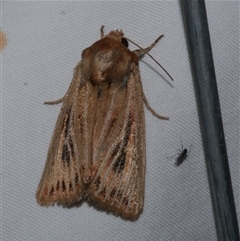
(2, 1, 238, 241)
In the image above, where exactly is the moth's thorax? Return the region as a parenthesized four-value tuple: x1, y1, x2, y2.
(81, 33, 138, 86)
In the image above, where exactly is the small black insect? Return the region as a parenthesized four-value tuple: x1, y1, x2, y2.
(167, 139, 192, 166)
(175, 148, 188, 166)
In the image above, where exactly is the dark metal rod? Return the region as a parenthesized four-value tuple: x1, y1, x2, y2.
(180, 1, 239, 240)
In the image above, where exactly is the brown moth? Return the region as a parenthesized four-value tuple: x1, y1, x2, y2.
(36, 26, 170, 219)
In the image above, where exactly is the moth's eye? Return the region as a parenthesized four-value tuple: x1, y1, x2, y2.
(121, 38, 128, 48)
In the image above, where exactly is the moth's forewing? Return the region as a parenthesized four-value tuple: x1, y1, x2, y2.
(36, 67, 87, 206)
(87, 65, 146, 219)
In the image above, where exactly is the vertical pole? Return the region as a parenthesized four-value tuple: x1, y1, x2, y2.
(180, 1, 239, 240)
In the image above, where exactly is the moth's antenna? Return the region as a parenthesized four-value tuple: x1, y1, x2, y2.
(126, 37, 174, 81)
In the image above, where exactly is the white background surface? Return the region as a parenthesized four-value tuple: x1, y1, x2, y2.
(2, 1, 239, 241)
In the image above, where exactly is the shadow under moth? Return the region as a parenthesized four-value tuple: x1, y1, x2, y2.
(36, 26, 170, 219)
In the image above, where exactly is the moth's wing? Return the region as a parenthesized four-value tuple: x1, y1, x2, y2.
(36, 64, 97, 206)
(88, 64, 146, 219)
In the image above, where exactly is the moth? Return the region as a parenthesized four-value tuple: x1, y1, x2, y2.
(36, 26, 170, 219)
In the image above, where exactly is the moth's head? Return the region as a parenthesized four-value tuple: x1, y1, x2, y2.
(107, 30, 129, 48)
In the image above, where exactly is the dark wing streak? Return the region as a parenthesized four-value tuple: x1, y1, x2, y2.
(60, 79, 92, 197)
(55, 76, 82, 199)
(92, 87, 120, 163)
(49, 101, 77, 200)
(105, 88, 132, 201)
(93, 122, 126, 197)
(95, 70, 142, 214)
(64, 110, 77, 194)
(69, 130, 82, 192)
(37, 103, 72, 201)
(91, 85, 124, 188)
(116, 140, 139, 215)
(103, 89, 133, 201)
(118, 129, 138, 212)
(116, 150, 135, 208)
(73, 80, 98, 184)
(60, 107, 74, 194)
(36, 64, 84, 205)
(53, 121, 66, 200)
(119, 70, 145, 213)
(94, 85, 131, 198)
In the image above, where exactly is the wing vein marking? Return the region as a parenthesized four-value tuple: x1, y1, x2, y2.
(104, 124, 132, 201)
(125, 174, 138, 213)
(81, 84, 90, 166)
(91, 88, 124, 186)
(92, 87, 120, 162)
(54, 125, 66, 200)
(118, 83, 141, 212)
(71, 134, 81, 192)
(106, 119, 134, 204)
(93, 85, 131, 195)
(62, 105, 75, 196)
(93, 126, 126, 196)
(111, 149, 135, 207)
(119, 152, 135, 201)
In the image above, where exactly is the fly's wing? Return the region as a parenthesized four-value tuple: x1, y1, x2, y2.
(87, 64, 146, 219)
(36, 64, 98, 206)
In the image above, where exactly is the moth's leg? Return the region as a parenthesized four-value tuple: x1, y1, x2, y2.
(44, 86, 70, 105)
(133, 35, 164, 56)
(44, 96, 66, 105)
(100, 25, 105, 38)
(180, 138, 183, 150)
(44, 63, 83, 105)
(142, 91, 169, 120)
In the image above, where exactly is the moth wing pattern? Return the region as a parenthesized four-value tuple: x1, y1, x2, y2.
(36, 65, 97, 205)
(36, 27, 167, 220)
(88, 64, 146, 219)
